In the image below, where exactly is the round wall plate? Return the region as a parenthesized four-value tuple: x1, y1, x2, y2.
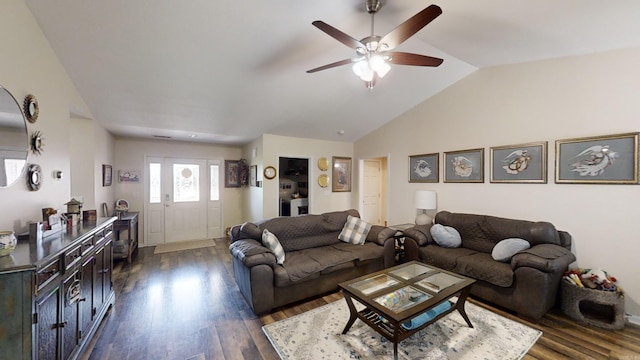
(317, 157, 329, 171)
(264, 166, 277, 180)
(27, 164, 42, 191)
(24, 94, 39, 123)
(318, 174, 329, 188)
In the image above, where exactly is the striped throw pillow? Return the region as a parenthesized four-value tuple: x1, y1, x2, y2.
(262, 229, 285, 264)
(338, 215, 372, 245)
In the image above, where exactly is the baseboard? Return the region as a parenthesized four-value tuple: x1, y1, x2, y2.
(627, 314, 640, 326)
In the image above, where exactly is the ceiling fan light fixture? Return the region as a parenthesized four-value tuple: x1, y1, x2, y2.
(369, 55, 390, 78)
(352, 60, 374, 81)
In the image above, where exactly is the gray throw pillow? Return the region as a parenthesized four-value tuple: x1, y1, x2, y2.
(492, 238, 531, 262)
(262, 229, 285, 264)
(430, 224, 462, 248)
(338, 215, 372, 245)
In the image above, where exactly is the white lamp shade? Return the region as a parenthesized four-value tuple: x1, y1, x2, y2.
(414, 190, 437, 210)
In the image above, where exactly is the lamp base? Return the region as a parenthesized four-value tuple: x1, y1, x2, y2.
(415, 213, 432, 226)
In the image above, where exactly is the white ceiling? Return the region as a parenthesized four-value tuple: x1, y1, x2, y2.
(25, 0, 640, 145)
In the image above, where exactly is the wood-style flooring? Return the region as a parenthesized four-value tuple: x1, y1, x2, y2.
(83, 237, 640, 360)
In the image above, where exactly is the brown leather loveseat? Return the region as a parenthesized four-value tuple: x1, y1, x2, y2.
(229, 209, 396, 314)
(403, 211, 575, 320)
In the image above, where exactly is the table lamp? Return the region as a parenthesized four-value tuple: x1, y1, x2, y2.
(414, 190, 437, 225)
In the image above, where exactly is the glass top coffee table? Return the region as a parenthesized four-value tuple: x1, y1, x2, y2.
(339, 261, 476, 359)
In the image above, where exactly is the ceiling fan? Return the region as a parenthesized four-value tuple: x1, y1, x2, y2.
(307, 0, 443, 89)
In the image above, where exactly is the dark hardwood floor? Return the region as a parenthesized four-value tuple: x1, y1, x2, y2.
(83, 237, 640, 360)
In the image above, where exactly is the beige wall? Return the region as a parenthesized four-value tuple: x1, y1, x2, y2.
(355, 47, 640, 316)
(243, 137, 264, 222)
(113, 137, 244, 245)
(0, 0, 94, 232)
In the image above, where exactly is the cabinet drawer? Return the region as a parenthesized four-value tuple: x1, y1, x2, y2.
(94, 229, 106, 247)
(81, 236, 94, 255)
(65, 245, 82, 270)
(37, 259, 60, 291)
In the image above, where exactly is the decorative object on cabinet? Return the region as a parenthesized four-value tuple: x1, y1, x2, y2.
(0, 231, 17, 256)
(443, 148, 484, 183)
(490, 141, 547, 183)
(102, 164, 112, 186)
(30, 130, 44, 155)
(249, 165, 257, 186)
(118, 169, 141, 183)
(409, 153, 439, 183)
(65, 198, 83, 214)
(225, 160, 240, 187)
(264, 165, 277, 180)
(414, 190, 437, 225)
(555, 132, 639, 184)
(27, 163, 42, 191)
(0, 87, 28, 188)
(318, 174, 329, 187)
(332, 156, 352, 192)
(115, 199, 129, 213)
(317, 157, 329, 171)
(23, 93, 39, 123)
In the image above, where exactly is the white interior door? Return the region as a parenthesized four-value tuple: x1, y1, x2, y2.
(145, 156, 221, 245)
(362, 159, 382, 224)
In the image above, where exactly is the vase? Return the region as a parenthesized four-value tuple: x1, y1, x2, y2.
(0, 231, 17, 256)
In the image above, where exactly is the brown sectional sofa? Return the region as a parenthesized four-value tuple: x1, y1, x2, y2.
(403, 211, 576, 321)
(229, 209, 396, 314)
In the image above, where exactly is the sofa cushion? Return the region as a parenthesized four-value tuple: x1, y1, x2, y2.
(339, 215, 372, 245)
(274, 246, 357, 286)
(420, 246, 477, 271)
(262, 229, 285, 264)
(430, 224, 462, 248)
(492, 238, 530, 262)
(332, 242, 385, 262)
(454, 252, 514, 287)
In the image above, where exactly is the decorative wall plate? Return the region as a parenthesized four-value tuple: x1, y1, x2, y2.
(23, 94, 39, 123)
(318, 174, 329, 188)
(264, 166, 277, 180)
(31, 131, 44, 155)
(317, 157, 329, 171)
(27, 164, 42, 191)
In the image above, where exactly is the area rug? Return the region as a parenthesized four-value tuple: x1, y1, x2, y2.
(153, 239, 216, 254)
(263, 299, 541, 360)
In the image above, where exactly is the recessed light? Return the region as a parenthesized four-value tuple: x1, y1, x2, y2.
(337, 130, 345, 135)
(188, 134, 197, 138)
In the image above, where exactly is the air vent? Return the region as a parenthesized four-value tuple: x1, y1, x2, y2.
(152, 135, 172, 139)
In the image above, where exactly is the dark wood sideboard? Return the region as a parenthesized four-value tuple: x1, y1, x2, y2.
(0, 217, 117, 360)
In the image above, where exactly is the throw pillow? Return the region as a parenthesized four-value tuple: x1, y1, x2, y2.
(430, 224, 462, 248)
(492, 238, 531, 262)
(262, 229, 285, 264)
(338, 215, 372, 245)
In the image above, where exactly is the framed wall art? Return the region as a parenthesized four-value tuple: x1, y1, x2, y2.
(102, 164, 112, 187)
(118, 169, 141, 183)
(555, 132, 639, 184)
(332, 156, 352, 192)
(409, 153, 439, 183)
(443, 148, 484, 183)
(225, 160, 240, 188)
(490, 141, 547, 183)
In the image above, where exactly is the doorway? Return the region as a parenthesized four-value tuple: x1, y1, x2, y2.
(359, 156, 388, 225)
(278, 157, 309, 216)
(145, 156, 223, 245)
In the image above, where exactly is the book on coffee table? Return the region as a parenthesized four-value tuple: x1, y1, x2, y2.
(350, 274, 400, 295)
(416, 272, 463, 293)
(374, 286, 432, 313)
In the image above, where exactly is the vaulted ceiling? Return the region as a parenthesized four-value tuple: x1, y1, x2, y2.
(25, 0, 640, 145)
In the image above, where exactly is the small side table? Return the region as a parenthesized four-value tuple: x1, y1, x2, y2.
(113, 211, 139, 263)
(388, 223, 415, 264)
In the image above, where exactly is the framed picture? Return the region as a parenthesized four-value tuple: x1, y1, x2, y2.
(225, 160, 240, 188)
(555, 132, 639, 184)
(102, 164, 112, 187)
(332, 156, 352, 192)
(118, 169, 141, 183)
(443, 148, 484, 183)
(409, 153, 439, 183)
(490, 142, 547, 183)
(249, 165, 257, 187)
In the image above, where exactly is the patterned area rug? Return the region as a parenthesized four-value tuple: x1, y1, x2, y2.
(153, 239, 216, 254)
(263, 299, 541, 360)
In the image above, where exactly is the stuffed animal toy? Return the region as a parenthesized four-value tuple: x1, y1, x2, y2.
(580, 268, 618, 291)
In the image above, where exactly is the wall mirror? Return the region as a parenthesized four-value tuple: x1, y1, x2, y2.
(0, 86, 29, 188)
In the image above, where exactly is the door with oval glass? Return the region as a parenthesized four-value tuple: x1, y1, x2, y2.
(146, 157, 222, 245)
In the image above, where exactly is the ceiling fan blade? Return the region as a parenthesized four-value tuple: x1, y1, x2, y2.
(379, 5, 442, 50)
(388, 52, 443, 67)
(312, 21, 365, 50)
(306, 58, 355, 73)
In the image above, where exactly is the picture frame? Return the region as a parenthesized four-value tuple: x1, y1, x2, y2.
(225, 160, 240, 188)
(555, 132, 639, 184)
(409, 153, 439, 183)
(443, 148, 484, 183)
(249, 165, 257, 187)
(102, 164, 112, 187)
(118, 169, 141, 183)
(332, 156, 352, 192)
(490, 141, 547, 183)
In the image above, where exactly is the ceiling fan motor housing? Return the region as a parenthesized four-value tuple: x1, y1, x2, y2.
(366, 0, 381, 14)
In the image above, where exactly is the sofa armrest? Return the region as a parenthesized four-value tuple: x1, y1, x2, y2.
(511, 244, 576, 273)
(229, 239, 277, 268)
(402, 224, 433, 246)
(366, 225, 396, 246)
